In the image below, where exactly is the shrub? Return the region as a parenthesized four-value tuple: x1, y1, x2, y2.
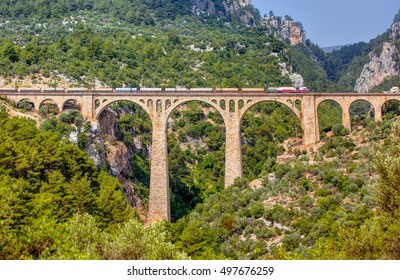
(299, 195, 314, 208)
(17, 99, 34, 112)
(39, 103, 58, 116)
(249, 202, 265, 218)
(332, 123, 348, 136)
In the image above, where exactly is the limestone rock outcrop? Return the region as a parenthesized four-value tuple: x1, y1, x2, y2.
(391, 21, 400, 44)
(262, 16, 306, 46)
(87, 106, 151, 208)
(83, 122, 107, 170)
(191, 0, 256, 26)
(355, 14, 400, 92)
(289, 73, 304, 88)
(355, 42, 399, 92)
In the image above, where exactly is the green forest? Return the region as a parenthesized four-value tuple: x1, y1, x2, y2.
(1, 1, 400, 260)
(0, 0, 330, 91)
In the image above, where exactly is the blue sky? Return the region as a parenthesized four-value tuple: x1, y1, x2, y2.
(252, 0, 400, 47)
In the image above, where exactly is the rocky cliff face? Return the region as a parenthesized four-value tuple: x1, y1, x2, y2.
(391, 21, 400, 44)
(355, 16, 400, 92)
(82, 122, 107, 170)
(262, 16, 306, 46)
(355, 42, 399, 92)
(191, 0, 256, 26)
(85, 107, 151, 209)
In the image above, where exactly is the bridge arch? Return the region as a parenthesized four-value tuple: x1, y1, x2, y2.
(229, 100, 235, 112)
(165, 99, 226, 220)
(349, 98, 376, 110)
(238, 99, 245, 110)
(239, 98, 301, 123)
(220, 100, 226, 110)
(62, 99, 81, 111)
(295, 99, 301, 111)
(95, 99, 151, 120)
(317, 99, 343, 134)
(349, 99, 375, 127)
(166, 98, 227, 129)
(96, 99, 154, 211)
(39, 98, 59, 107)
(16, 98, 35, 112)
(39, 99, 60, 116)
(240, 99, 303, 179)
(382, 99, 400, 119)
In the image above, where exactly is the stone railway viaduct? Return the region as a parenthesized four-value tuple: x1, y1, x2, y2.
(2, 90, 399, 222)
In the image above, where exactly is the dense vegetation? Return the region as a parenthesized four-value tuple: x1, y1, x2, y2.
(171, 116, 400, 259)
(0, 0, 335, 91)
(0, 0, 260, 24)
(0, 3, 398, 92)
(0, 110, 186, 259)
(0, 19, 295, 89)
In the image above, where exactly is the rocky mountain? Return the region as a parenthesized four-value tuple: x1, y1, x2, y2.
(262, 15, 306, 46)
(355, 13, 400, 92)
(192, 0, 258, 26)
(192, 1, 307, 42)
(0, 0, 259, 27)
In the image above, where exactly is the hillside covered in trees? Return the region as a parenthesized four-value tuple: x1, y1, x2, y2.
(0, 1, 398, 92)
(0, 0, 333, 91)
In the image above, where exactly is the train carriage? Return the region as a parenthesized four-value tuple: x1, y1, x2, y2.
(164, 87, 188, 93)
(42, 88, 65, 93)
(94, 87, 114, 93)
(0, 88, 17, 93)
(220, 88, 239, 93)
(241, 88, 265, 93)
(189, 88, 213, 93)
(18, 88, 42, 93)
(140, 88, 163, 92)
(115, 87, 138, 93)
(65, 88, 88, 93)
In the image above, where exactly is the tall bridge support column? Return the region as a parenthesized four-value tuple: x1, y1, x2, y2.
(342, 105, 352, 132)
(224, 113, 242, 187)
(81, 95, 94, 119)
(148, 113, 170, 222)
(302, 96, 319, 145)
(33, 100, 41, 113)
(375, 105, 383, 122)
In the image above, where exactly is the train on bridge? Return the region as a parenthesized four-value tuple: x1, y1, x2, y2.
(0, 86, 311, 94)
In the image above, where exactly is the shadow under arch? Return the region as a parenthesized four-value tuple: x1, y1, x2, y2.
(240, 98, 301, 123)
(16, 98, 35, 112)
(165, 99, 226, 221)
(240, 100, 303, 180)
(62, 99, 81, 111)
(39, 98, 59, 108)
(39, 99, 60, 116)
(166, 98, 227, 129)
(382, 99, 400, 119)
(317, 99, 343, 134)
(349, 99, 375, 127)
(95, 99, 151, 120)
